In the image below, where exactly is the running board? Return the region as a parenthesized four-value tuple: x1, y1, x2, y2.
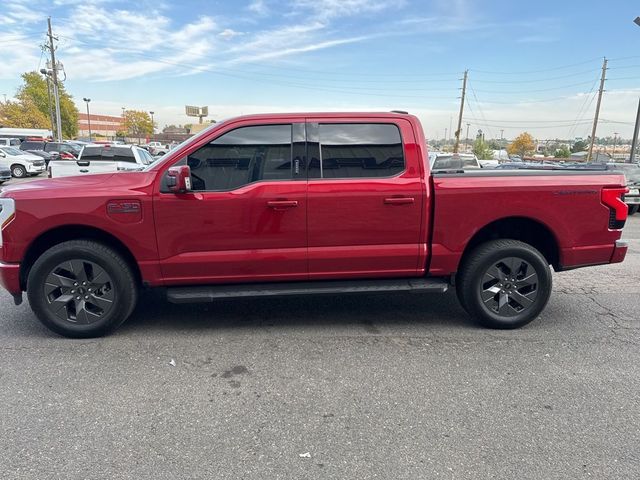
(166, 278, 449, 304)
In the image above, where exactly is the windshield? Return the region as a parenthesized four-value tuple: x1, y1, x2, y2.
(0, 146, 23, 156)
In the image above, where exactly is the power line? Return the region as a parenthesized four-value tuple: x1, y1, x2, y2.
(470, 69, 600, 84)
(470, 57, 602, 75)
(473, 80, 597, 94)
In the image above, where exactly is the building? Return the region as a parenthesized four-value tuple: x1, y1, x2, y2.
(77, 113, 124, 138)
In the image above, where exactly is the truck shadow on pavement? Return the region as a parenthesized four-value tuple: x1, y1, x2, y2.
(118, 290, 472, 335)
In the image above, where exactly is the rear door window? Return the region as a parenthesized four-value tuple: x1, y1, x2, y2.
(308, 123, 405, 179)
(112, 148, 137, 163)
(20, 141, 44, 151)
(80, 146, 103, 161)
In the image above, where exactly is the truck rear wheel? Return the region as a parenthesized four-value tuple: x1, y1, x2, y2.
(629, 205, 639, 216)
(27, 240, 138, 338)
(456, 240, 552, 329)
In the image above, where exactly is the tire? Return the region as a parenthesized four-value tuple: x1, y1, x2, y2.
(11, 164, 27, 178)
(456, 240, 552, 329)
(629, 205, 639, 216)
(27, 240, 138, 338)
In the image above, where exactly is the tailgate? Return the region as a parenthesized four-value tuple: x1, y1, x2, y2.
(49, 159, 119, 178)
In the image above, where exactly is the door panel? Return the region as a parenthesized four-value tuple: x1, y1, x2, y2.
(306, 119, 424, 278)
(155, 182, 307, 284)
(154, 122, 308, 285)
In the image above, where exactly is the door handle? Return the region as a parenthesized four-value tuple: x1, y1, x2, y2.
(267, 200, 298, 209)
(384, 197, 415, 205)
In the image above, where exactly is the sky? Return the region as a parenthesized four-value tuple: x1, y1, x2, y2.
(0, 0, 639, 141)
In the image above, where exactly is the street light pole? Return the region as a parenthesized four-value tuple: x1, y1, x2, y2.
(149, 111, 155, 134)
(83, 98, 92, 141)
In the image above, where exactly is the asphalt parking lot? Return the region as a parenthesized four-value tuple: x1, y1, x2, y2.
(1, 201, 639, 478)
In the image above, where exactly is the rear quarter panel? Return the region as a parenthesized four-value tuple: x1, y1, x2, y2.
(429, 172, 626, 275)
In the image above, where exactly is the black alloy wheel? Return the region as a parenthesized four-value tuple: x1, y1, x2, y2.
(43, 259, 115, 325)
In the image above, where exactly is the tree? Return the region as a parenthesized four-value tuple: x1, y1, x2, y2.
(15, 71, 79, 138)
(0, 99, 49, 129)
(571, 139, 588, 153)
(507, 132, 535, 158)
(555, 145, 571, 158)
(123, 110, 153, 142)
(473, 138, 494, 160)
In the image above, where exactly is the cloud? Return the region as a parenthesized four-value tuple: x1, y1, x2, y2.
(291, 0, 404, 20)
(53, 6, 218, 81)
(0, 1, 46, 25)
(231, 35, 371, 63)
(219, 28, 244, 39)
(247, 0, 269, 16)
(517, 35, 557, 44)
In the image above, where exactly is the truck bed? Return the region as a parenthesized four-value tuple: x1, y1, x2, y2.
(429, 169, 627, 275)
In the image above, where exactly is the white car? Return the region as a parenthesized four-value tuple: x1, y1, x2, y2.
(478, 159, 500, 168)
(48, 144, 154, 178)
(0, 146, 47, 178)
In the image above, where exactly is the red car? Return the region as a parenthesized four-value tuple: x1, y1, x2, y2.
(0, 112, 629, 337)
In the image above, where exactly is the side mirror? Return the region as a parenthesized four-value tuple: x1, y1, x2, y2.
(166, 165, 192, 193)
(0, 151, 5, 158)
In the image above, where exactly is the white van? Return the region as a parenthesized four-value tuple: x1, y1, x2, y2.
(48, 144, 154, 178)
(0, 138, 22, 147)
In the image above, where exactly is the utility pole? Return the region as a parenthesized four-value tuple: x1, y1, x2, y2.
(41, 70, 55, 133)
(630, 99, 640, 163)
(453, 70, 468, 154)
(47, 17, 63, 142)
(465, 123, 470, 153)
(587, 57, 607, 162)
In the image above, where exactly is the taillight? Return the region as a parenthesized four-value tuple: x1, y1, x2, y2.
(601, 187, 628, 229)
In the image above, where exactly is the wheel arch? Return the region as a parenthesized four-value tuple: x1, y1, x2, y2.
(20, 224, 142, 290)
(459, 216, 560, 272)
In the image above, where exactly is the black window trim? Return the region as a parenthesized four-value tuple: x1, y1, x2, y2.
(164, 122, 297, 193)
(306, 121, 407, 181)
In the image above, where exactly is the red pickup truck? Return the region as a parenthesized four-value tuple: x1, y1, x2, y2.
(0, 112, 629, 337)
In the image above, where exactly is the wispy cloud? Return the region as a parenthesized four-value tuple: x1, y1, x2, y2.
(291, 0, 405, 20)
(517, 35, 558, 44)
(247, 0, 269, 16)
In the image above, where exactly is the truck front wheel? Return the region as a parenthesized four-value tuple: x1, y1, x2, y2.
(27, 240, 138, 338)
(456, 240, 552, 329)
